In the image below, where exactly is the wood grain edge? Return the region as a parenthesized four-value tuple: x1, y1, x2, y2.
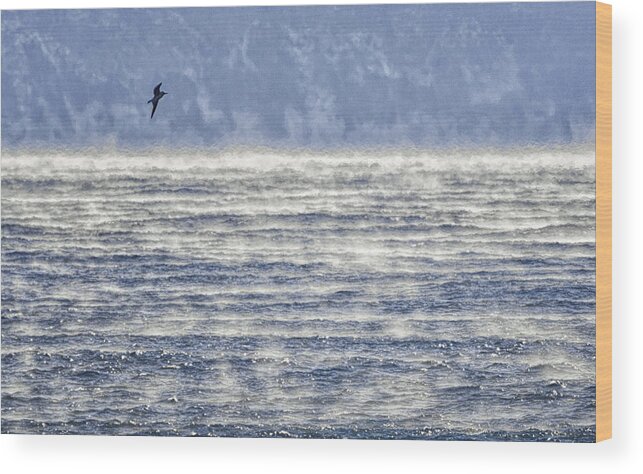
(595, 1, 612, 443)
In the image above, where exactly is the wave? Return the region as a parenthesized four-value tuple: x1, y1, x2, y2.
(1, 149, 596, 440)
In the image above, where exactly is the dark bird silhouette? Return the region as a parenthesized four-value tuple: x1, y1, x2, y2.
(148, 82, 168, 119)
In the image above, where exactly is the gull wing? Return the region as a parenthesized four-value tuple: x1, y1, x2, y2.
(153, 82, 162, 96)
(150, 99, 159, 119)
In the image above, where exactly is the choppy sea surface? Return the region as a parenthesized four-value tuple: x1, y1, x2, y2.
(1, 150, 596, 441)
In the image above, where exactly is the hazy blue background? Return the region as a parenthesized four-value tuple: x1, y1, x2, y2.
(1, 3, 596, 150)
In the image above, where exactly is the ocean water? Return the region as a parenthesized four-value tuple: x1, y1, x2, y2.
(1, 150, 596, 441)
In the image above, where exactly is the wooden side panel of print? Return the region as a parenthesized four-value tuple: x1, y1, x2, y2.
(595, 0, 612, 443)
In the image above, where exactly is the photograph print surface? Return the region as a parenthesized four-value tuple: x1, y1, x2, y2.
(1, 3, 597, 441)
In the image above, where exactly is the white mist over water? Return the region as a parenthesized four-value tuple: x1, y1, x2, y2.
(1, 149, 596, 440)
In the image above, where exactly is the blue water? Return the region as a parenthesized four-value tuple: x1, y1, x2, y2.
(1, 150, 596, 441)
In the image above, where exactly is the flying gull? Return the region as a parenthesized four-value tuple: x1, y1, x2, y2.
(148, 82, 168, 119)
